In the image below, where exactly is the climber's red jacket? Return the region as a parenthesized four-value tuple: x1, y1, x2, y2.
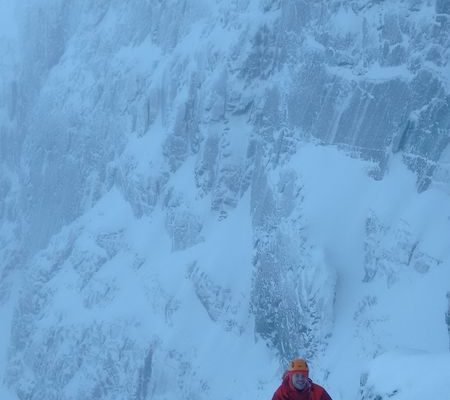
(271, 372, 333, 400)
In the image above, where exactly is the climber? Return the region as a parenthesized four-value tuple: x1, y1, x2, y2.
(271, 358, 333, 400)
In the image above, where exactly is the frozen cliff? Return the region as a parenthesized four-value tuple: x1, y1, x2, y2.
(0, 1, 449, 399)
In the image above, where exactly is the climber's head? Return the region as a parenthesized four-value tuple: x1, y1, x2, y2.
(288, 358, 310, 391)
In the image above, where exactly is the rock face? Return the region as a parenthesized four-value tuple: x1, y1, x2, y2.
(0, 1, 449, 399)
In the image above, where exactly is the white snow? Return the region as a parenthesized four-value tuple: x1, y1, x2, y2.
(363, 351, 450, 400)
(1, 1, 449, 400)
(285, 146, 450, 400)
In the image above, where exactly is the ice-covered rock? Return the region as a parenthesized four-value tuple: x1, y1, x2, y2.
(1, 1, 449, 400)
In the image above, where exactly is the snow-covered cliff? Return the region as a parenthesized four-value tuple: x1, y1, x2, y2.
(0, 1, 449, 399)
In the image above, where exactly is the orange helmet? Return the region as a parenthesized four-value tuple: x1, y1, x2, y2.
(288, 358, 309, 375)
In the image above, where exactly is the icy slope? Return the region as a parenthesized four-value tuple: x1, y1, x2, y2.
(0, 1, 449, 400)
(361, 351, 450, 400)
(4, 144, 450, 400)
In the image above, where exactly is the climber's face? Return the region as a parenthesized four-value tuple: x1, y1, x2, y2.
(291, 372, 308, 391)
